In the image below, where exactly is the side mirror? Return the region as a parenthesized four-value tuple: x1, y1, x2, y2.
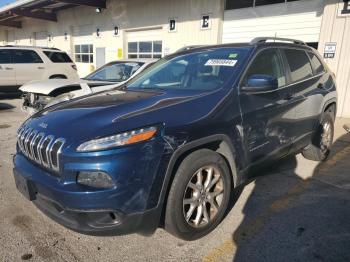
(242, 74, 278, 93)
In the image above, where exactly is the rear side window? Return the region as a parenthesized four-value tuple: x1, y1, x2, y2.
(12, 50, 43, 64)
(245, 49, 286, 88)
(44, 51, 73, 63)
(283, 49, 313, 82)
(0, 50, 11, 64)
(307, 52, 325, 75)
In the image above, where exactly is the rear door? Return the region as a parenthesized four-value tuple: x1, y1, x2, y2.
(0, 49, 16, 87)
(239, 48, 295, 164)
(12, 49, 46, 85)
(281, 48, 325, 147)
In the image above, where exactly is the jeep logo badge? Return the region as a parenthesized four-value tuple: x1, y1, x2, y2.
(39, 122, 48, 129)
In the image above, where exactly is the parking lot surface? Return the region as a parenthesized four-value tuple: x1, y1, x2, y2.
(1, 98, 350, 262)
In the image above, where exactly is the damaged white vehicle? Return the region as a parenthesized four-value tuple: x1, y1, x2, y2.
(20, 59, 155, 115)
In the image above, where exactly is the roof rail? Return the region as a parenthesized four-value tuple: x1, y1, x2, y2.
(250, 37, 307, 46)
(2, 45, 61, 51)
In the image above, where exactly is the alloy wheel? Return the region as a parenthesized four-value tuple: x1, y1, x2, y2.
(320, 120, 333, 153)
(182, 166, 224, 228)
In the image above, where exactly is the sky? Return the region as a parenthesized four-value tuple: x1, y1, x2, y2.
(0, 0, 16, 8)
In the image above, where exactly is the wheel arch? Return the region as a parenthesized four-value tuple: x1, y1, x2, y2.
(49, 74, 67, 79)
(157, 134, 241, 226)
(323, 99, 337, 119)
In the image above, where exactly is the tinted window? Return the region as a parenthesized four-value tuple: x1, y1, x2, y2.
(44, 51, 73, 63)
(127, 48, 249, 91)
(255, 0, 284, 6)
(284, 49, 313, 82)
(225, 0, 302, 10)
(245, 49, 286, 87)
(85, 62, 144, 82)
(0, 50, 11, 64)
(12, 50, 43, 64)
(307, 52, 325, 75)
(226, 0, 254, 9)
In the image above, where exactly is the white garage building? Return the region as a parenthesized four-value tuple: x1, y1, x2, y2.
(0, 0, 350, 117)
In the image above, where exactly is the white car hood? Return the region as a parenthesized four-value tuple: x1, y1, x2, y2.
(19, 79, 113, 95)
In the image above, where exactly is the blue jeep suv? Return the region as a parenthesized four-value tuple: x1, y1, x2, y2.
(13, 37, 337, 240)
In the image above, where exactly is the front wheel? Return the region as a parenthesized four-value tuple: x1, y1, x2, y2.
(164, 149, 232, 240)
(302, 111, 334, 161)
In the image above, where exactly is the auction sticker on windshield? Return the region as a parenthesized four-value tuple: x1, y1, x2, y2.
(205, 59, 237, 67)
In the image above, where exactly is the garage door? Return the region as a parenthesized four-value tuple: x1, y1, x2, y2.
(126, 29, 163, 59)
(222, 0, 324, 44)
(35, 31, 48, 47)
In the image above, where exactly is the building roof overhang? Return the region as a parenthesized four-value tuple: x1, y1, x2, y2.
(0, 0, 106, 28)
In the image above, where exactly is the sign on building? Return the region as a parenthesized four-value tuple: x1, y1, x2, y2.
(201, 14, 211, 30)
(169, 18, 177, 32)
(324, 42, 337, 58)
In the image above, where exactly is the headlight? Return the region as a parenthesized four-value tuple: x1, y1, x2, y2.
(77, 126, 157, 152)
(77, 171, 115, 188)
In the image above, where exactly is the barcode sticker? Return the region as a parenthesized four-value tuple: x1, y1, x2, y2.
(205, 59, 237, 67)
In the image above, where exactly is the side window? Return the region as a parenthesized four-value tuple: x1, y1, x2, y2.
(43, 51, 73, 63)
(245, 49, 286, 88)
(283, 49, 313, 82)
(12, 50, 43, 64)
(307, 52, 325, 75)
(0, 50, 11, 64)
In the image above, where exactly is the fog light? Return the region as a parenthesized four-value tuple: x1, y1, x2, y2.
(77, 171, 115, 189)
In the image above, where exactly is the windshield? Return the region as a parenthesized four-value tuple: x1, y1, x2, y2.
(127, 48, 249, 91)
(85, 62, 144, 82)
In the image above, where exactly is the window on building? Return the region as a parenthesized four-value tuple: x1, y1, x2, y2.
(44, 51, 73, 63)
(225, 0, 301, 10)
(128, 41, 162, 59)
(0, 50, 11, 64)
(75, 44, 93, 63)
(307, 52, 325, 75)
(283, 49, 313, 82)
(12, 50, 43, 64)
(245, 49, 286, 88)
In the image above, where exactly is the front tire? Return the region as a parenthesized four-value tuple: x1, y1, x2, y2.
(302, 111, 334, 161)
(165, 149, 232, 240)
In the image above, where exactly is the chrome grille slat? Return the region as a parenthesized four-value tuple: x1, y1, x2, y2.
(28, 130, 38, 160)
(50, 139, 65, 172)
(16, 126, 65, 174)
(33, 133, 45, 163)
(39, 136, 51, 167)
(23, 128, 33, 156)
(20, 128, 30, 152)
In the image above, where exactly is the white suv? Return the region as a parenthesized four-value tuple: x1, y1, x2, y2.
(0, 46, 79, 94)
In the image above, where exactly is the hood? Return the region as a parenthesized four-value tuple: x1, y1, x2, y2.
(24, 88, 228, 150)
(19, 79, 114, 95)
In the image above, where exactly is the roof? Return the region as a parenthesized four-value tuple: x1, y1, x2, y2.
(173, 37, 312, 56)
(0, 0, 106, 28)
(0, 45, 62, 51)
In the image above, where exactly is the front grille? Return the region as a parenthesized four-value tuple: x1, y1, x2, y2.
(17, 126, 65, 173)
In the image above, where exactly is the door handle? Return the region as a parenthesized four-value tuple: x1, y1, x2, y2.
(37, 67, 45, 70)
(5, 67, 13, 70)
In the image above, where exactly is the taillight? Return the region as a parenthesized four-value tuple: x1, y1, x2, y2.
(71, 65, 77, 71)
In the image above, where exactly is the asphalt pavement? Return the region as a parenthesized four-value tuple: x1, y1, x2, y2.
(1, 98, 349, 262)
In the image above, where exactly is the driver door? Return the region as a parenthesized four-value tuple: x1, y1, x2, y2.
(239, 48, 295, 164)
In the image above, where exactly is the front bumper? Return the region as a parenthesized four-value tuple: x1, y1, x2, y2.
(13, 139, 171, 235)
(32, 192, 160, 236)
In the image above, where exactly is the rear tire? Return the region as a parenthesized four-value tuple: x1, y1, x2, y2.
(164, 149, 232, 240)
(302, 110, 334, 161)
